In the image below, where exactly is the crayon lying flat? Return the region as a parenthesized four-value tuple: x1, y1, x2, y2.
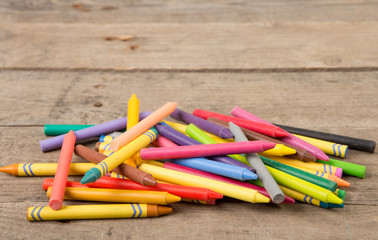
(0, 163, 95, 176)
(182, 199, 216, 205)
(139, 163, 270, 203)
(317, 158, 366, 179)
(27, 204, 172, 221)
(263, 144, 297, 156)
(44, 124, 95, 136)
(46, 186, 181, 205)
(193, 109, 288, 138)
(42, 178, 89, 190)
(140, 141, 276, 160)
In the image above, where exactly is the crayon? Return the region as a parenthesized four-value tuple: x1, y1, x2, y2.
(170, 108, 234, 139)
(49, 130, 76, 210)
(150, 161, 295, 204)
(155, 124, 254, 171)
(96, 141, 112, 153)
(39, 112, 150, 152)
(43, 178, 89, 190)
(80, 128, 158, 184)
(231, 106, 329, 161)
(273, 123, 376, 153)
(206, 135, 248, 163)
(127, 93, 140, 130)
(171, 157, 258, 181)
(83, 176, 223, 201)
(185, 123, 249, 165)
(27, 204, 172, 221)
(266, 166, 343, 204)
(153, 135, 178, 147)
(317, 158, 366, 179)
(182, 199, 216, 205)
(193, 109, 288, 138)
(262, 155, 343, 178)
(46, 186, 181, 205)
(229, 122, 285, 204)
(74, 144, 157, 186)
(110, 102, 177, 151)
(99, 135, 116, 143)
(263, 144, 297, 157)
(293, 134, 348, 158)
(44, 124, 94, 136)
(335, 189, 346, 201)
(140, 141, 276, 160)
(207, 117, 316, 162)
(139, 163, 270, 203)
(259, 155, 337, 192)
(0, 163, 96, 176)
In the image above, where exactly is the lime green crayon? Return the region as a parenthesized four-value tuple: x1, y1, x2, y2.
(317, 158, 366, 179)
(81, 128, 158, 184)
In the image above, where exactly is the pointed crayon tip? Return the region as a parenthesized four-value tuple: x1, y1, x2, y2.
(281, 145, 297, 155)
(157, 206, 173, 216)
(208, 190, 223, 200)
(333, 177, 350, 187)
(143, 174, 158, 186)
(315, 151, 330, 161)
(262, 141, 276, 151)
(80, 168, 102, 184)
(242, 170, 258, 181)
(254, 192, 271, 203)
(220, 128, 234, 139)
(0, 164, 17, 175)
(303, 152, 317, 162)
(165, 193, 181, 204)
(275, 128, 289, 138)
(326, 192, 343, 205)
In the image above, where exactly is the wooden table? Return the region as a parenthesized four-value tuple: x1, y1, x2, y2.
(1, 1, 377, 239)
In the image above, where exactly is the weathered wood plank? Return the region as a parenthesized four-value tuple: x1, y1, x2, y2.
(1, 0, 378, 23)
(0, 22, 377, 70)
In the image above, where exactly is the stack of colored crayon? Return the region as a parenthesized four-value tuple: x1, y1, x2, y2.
(0, 94, 373, 221)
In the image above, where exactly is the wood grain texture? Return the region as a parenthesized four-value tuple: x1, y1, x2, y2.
(1, 0, 378, 23)
(0, 22, 377, 70)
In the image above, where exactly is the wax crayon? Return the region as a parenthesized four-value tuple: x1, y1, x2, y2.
(317, 158, 366, 179)
(293, 134, 348, 158)
(139, 163, 270, 203)
(193, 109, 288, 138)
(155, 124, 254, 171)
(260, 155, 337, 192)
(127, 93, 140, 130)
(44, 124, 94, 136)
(207, 117, 316, 162)
(140, 141, 275, 160)
(111, 102, 176, 151)
(335, 189, 346, 201)
(80, 128, 158, 184)
(0, 163, 96, 176)
(148, 161, 295, 204)
(82, 176, 223, 201)
(153, 135, 178, 147)
(263, 144, 297, 157)
(229, 122, 285, 204)
(171, 157, 258, 181)
(182, 199, 216, 205)
(40, 112, 150, 152)
(266, 166, 343, 204)
(46, 186, 181, 205)
(99, 135, 116, 143)
(96, 141, 112, 153)
(49, 130, 76, 210)
(206, 135, 248, 163)
(43, 178, 89, 190)
(231, 106, 329, 161)
(273, 123, 376, 153)
(27, 204, 172, 221)
(170, 108, 234, 139)
(75, 144, 157, 186)
(262, 155, 343, 178)
(185, 123, 249, 165)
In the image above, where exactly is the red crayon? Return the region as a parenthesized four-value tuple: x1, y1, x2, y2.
(163, 162, 295, 204)
(43, 178, 89, 190)
(193, 109, 288, 138)
(49, 130, 76, 210)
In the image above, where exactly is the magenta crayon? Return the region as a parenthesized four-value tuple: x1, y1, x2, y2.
(160, 162, 295, 204)
(153, 135, 178, 147)
(140, 141, 276, 160)
(231, 107, 329, 161)
(170, 108, 234, 139)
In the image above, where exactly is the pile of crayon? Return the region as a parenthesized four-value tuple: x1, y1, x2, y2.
(1, 94, 373, 221)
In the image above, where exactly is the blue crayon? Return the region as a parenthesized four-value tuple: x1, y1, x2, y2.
(171, 157, 258, 181)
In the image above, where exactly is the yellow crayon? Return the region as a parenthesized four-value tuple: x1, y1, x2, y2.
(0, 163, 96, 176)
(279, 185, 322, 207)
(127, 93, 140, 130)
(266, 166, 343, 204)
(98, 142, 112, 153)
(261, 155, 343, 177)
(46, 187, 181, 205)
(80, 128, 158, 184)
(293, 134, 348, 158)
(139, 163, 270, 204)
(27, 204, 172, 221)
(101, 135, 117, 144)
(262, 144, 297, 156)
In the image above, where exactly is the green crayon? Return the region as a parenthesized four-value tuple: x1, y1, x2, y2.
(44, 124, 95, 136)
(317, 158, 366, 179)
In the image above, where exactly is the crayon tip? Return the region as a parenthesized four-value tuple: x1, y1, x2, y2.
(315, 151, 329, 161)
(220, 128, 234, 139)
(335, 168, 343, 178)
(165, 193, 181, 204)
(262, 141, 276, 151)
(157, 206, 173, 216)
(242, 170, 258, 181)
(282, 196, 296, 204)
(271, 193, 286, 204)
(326, 192, 343, 205)
(319, 201, 329, 209)
(208, 190, 223, 200)
(143, 174, 158, 186)
(275, 128, 289, 138)
(328, 203, 344, 208)
(303, 152, 317, 162)
(254, 192, 271, 203)
(0, 164, 17, 175)
(336, 189, 346, 200)
(331, 176, 350, 187)
(80, 168, 102, 184)
(280, 145, 297, 155)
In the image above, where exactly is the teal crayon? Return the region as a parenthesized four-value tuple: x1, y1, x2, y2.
(44, 124, 95, 136)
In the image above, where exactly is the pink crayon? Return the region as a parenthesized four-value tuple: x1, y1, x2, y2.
(153, 135, 178, 147)
(162, 162, 295, 204)
(140, 141, 276, 160)
(231, 107, 329, 161)
(49, 131, 76, 210)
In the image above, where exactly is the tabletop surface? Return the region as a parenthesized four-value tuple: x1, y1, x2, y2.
(0, 1, 377, 239)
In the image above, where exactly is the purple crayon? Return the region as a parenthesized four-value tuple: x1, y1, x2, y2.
(155, 124, 256, 172)
(170, 108, 234, 139)
(40, 112, 151, 152)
